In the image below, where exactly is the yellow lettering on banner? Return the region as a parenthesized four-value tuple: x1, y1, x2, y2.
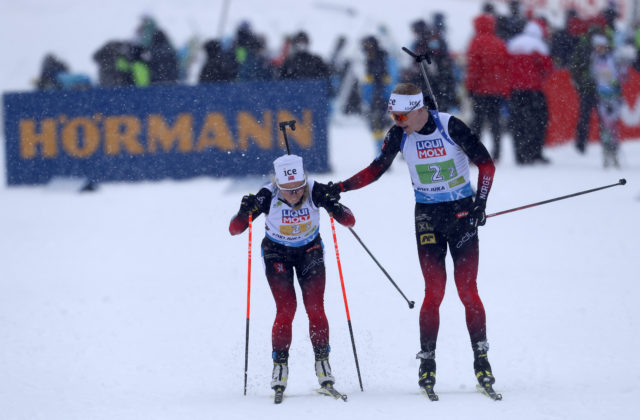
(19, 119, 58, 158)
(197, 112, 234, 151)
(238, 111, 272, 150)
(147, 113, 194, 153)
(104, 116, 144, 155)
(61, 117, 100, 157)
(276, 110, 313, 149)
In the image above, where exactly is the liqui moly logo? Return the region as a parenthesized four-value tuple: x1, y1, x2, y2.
(282, 208, 310, 223)
(416, 139, 446, 159)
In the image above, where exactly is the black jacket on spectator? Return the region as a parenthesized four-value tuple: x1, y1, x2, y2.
(280, 51, 329, 80)
(37, 54, 69, 90)
(93, 41, 135, 87)
(199, 40, 238, 83)
(148, 30, 178, 83)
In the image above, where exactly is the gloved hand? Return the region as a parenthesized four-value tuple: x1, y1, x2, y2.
(327, 181, 342, 198)
(239, 194, 259, 214)
(317, 191, 340, 211)
(467, 204, 486, 227)
(317, 184, 343, 216)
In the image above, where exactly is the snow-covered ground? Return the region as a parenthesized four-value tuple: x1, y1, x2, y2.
(1, 1, 640, 420)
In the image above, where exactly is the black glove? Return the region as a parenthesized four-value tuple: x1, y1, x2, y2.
(317, 184, 343, 216)
(467, 204, 486, 227)
(327, 181, 343, 198)
(318, 191, 340, 210)
(239, 194, 259, 214)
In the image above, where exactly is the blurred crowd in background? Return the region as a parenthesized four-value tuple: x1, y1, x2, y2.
(33, 0, 640, 167)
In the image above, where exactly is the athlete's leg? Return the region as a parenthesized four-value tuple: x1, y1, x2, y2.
(450, 226, 487, 347)
(297, 241, 330, 352)
(263, 240, 297, 354)
(415, 211, 448, 353)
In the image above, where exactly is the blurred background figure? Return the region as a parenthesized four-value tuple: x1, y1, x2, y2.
(507, 20, 553, 165)
(199, 39, 238, 83)
(569, 24, 600, 154)
(236, 34, 274, 81)
(135, 15, 179, 84)
(279, 31, 330, 80)
(550, 8, 579, 68)
(466, 10, 510, 162)
(231, 21, 272, 81)
(360, 35, 395, 151)
(496, 0, 526, 40)
(93, 40, 150, 87)
(591, 33, 630, 168)
(176, 36, 200, 83)
(403, 19, 459, 112)
(36, 54, 70, 90)
(36, 53, 91, 90)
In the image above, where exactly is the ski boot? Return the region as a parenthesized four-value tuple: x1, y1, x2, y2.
(417, 351, 438, 401)
(271, 363, 288, 404)
(315, 357, 336, 386)
(474, 354, 495, 385)
(473, 342, 502, 400)
(473, 342, 495, 386)
(271, 350, 288, 404)
(314, 346, 346, 401)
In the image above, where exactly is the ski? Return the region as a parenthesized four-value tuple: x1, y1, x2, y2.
(420, 384, 439, 401)
(273, 386, 284, 404)
(316, 383, 348, 401)
(476, 383, 502, 400)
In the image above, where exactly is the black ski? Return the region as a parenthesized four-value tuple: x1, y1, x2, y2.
(316, 383, 348, 401)
(420, 384, 439, 401)
(273, 386, 284, 404)
(476, 383, 502, 400)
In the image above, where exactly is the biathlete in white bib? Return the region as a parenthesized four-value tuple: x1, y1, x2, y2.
(229, 154, 355, 397)
(328, 82, 497, 392)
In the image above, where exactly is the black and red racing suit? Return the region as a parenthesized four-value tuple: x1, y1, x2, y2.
(336, 112, 495, 355)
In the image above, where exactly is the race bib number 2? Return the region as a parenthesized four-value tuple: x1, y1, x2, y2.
(416, 160, 458, 184)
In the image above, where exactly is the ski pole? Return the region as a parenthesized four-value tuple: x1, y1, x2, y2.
(401, 46, 438, 111)
(347, 227, 415, 309)
(330, 216, 364, 391)
(487, 179, 627, 218)
(278, 120, 296, 154)
(243, 213, 253, 395)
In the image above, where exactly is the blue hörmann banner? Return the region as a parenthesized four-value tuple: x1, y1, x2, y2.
(2, 80, 329, 185)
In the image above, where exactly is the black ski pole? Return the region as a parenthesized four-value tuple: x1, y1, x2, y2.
(487, 179, 627, 218)
(347, 227, 415, 309)
(401, 46, 438, 111)
(278, 120, 296, 154)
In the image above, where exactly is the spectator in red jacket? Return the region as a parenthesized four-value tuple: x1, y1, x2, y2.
(507, 20, 554, 165)
(466, 13, 510, 161)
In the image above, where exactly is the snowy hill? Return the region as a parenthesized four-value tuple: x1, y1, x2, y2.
(1, 1, 640, 420)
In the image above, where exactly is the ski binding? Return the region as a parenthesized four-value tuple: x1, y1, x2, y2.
(316, 383, 348, 401)
(476, 383, 502, 400)
(420, 384, 439, 401)
(273, 386, 284, 404)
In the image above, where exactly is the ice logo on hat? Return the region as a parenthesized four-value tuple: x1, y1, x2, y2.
(273, 154, 305, 185)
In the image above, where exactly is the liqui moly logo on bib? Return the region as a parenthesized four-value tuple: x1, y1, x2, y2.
(282, 208, 310, 223)
(416, 139, 447, 159)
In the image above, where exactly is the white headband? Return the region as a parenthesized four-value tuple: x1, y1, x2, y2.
(388, 93, 423, 112)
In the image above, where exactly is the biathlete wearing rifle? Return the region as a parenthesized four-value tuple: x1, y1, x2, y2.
(333, 110, 495, 354)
